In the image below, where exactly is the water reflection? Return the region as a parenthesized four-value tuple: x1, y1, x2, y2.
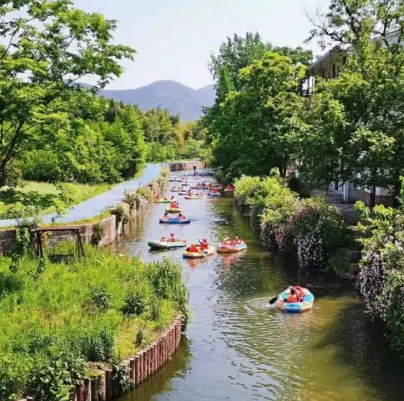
(111, 172, 404, 401)
(123, 338, 192, 401)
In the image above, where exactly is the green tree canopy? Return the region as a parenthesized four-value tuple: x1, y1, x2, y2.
(209, 52, 308, 182)
(0, 0, 134, 185)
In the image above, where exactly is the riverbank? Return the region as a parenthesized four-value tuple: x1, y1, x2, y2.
(0, 166, 169, 255)
(108, 170, 404, 401)
(3, 163, 207, 401)
(0, 181, 113, 220)
(0, 246, 187, 401)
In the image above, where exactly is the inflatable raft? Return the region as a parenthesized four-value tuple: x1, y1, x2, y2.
(185, 195, 206, 200)
(183, 246, 215, 259)
(159, 217, 190, 224)
(170, 187, 182, 192)
(154, 198, 176, 204)
(148, 240, 186, 250)
(208, 192, 220, 197)
(165, 207, 181, 213)
(276, 287, 314, 313)
(191, 186, 209, 190)
(217, 242, 247, 253)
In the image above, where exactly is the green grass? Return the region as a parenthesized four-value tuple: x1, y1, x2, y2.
(0, 181, 112, 220)
(0, 244, 188, 399)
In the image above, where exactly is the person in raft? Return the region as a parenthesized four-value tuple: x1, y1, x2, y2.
(160, 236, 167, 242)
(234, 236, 242, 244)
(170, 196, 176, 200)
(162, 212, 169, 220)
(199, 238, 209, 250)
(187, 242, 198, 252)
(155, 195, 160, 201)
(170, 233, 178, 242)
(222, 237, 231, 245)
(178, 213, 187, 220)
(292, 285, 304, 301)
(169, 201, 179, 209)
(286, 287, 300, 303)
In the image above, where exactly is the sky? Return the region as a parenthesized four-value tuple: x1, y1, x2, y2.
(74, 0, 327, 90)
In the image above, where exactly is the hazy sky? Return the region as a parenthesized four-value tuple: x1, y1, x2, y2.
(74, 0, 327, 90)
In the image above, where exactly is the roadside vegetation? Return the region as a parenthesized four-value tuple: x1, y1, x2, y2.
(0, 182, 112, 220)
(0, 0, 205, 224)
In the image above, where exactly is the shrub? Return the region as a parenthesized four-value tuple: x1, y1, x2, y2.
(356, 201, 404, 354)
(110, 204, 129, 223)
(0, 245, 187, 397)
(91, 222, 103, 245)
(123, 190, 138, 209)
(288, 198, 347, 269)
(27, 350, 87, 401)
(234, 175, 347, 269)
(111, 358, 133, 397)
(136, 186, 153, 202)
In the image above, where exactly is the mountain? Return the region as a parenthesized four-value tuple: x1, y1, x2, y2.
(197, 85, 216, 104)
(96, 80, 216, 121)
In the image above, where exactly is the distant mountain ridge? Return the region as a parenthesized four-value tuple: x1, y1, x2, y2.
(94, 80, 215, 121)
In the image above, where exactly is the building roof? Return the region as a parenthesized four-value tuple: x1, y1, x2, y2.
(307, 28, 401, 72)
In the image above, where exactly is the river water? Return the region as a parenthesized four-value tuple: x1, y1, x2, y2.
(111, 172, 404, 401)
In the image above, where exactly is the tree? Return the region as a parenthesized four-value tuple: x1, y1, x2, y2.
(209, 32, 272, 91)
(0, 0, 134, 186)
(208, 52, 308, 182)
(306, 0, 404, 206)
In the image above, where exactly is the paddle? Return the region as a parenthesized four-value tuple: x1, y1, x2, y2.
(268, 286, 291, 305)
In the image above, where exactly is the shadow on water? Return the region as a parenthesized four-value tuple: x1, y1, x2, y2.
(112, 172, 404, 401)
(121, 338, 192, 401)
(309, 293, 404, 401)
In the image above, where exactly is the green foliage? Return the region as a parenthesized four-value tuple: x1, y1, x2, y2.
(204, 48, 310, 182)
(27, 351, 87, 401)
(91, 222, 104, 246)
(304, 0, 404, 204)
(234, 175, 298, 233)
(111, 358, 134, 396)
(355, 193, 404, 354)
(235, 175, 347, 268)
(0, 0, 134, 187)
(110, 205, 129, 224)
(136, 186, 154, 202)
(0, 246, 187, 398)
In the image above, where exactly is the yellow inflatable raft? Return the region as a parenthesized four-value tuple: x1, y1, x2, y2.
(183, 246, 215, 259)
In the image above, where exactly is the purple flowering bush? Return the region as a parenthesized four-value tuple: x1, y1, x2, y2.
(288, 198, 347, 268)
(356, 202, 404, 352)
(234, 175, 347, 268)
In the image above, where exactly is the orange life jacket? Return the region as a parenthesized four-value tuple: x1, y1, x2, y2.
(287, 294, 298, 303)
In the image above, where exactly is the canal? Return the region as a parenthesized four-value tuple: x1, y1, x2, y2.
(110, 172, 404, 401)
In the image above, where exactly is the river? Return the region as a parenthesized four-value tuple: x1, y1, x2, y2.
(110, 171, 404, 401)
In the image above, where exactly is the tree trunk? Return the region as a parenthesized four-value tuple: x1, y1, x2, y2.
(393, 179, 401, 208)
(369, 184, 376, 208)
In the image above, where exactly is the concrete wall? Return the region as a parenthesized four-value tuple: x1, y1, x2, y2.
(0, 177, 167, 256)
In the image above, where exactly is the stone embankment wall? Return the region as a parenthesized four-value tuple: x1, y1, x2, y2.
(0, 161, 205, 254)
(0, 179, 166, 255)
(18, 316, 183, 401)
